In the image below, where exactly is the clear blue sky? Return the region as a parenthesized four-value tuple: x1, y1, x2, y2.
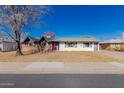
(29, 5, 124, 40)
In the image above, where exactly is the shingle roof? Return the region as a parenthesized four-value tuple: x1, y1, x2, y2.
(50, 36, 100, 42)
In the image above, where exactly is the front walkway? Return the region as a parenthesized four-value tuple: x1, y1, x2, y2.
(1, 62, 124, 74)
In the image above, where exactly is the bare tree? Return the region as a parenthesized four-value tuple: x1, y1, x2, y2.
(0, 5, 48, 55)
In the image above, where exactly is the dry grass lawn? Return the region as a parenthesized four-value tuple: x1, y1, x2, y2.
(0, 51, 123, 62)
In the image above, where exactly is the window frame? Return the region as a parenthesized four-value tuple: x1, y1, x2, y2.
(65, 42, 77, 48)
(83, 42, 92, 48)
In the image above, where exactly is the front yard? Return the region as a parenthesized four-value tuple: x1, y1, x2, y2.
(0, 51, 123, 62)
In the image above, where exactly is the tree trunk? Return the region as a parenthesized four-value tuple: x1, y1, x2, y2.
(16, 41, 23, 56)
(37, 44, 41, 52)
(15, 30, 23, 56)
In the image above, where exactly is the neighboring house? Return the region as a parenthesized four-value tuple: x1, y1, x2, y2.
(100, 39, 124, 51)
(0, 34, 16, 51)
(0, 41, 16, 51)
(50, 36, 100, 51)
(100, 32, 124, 51)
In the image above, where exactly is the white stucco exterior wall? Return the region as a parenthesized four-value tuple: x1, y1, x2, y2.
(59, 42, 99, 51)
(98, 43, 100, 51)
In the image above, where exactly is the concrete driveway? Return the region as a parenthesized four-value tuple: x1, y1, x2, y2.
(96, 50, 124, 61)
(1, 62, 124, 74)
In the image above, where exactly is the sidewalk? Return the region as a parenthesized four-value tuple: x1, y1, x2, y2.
(1, 62, 124, 74)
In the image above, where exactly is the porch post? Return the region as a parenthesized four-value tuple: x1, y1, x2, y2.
(92, 42, 94, 51)
(98, 43, 100, 51)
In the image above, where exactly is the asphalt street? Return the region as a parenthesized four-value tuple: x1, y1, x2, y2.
(0, 74, 124, 88)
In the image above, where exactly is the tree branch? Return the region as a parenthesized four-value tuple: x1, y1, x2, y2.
(0, 27, 16, 41)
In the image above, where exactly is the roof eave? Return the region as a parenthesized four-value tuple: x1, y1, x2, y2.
(50, 40, 100, 42)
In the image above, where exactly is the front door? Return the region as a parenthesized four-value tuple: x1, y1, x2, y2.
(52, 42, 59, 50)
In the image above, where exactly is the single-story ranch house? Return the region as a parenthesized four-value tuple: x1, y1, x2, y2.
(22, 36, 100, 52)
(50, 37, 100, 51)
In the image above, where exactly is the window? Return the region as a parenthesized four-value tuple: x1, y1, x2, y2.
(83, 42, 92, 48)
(65, 42, 77, 48)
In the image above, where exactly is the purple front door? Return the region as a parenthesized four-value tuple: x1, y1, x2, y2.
(52, 42, 59, 50)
